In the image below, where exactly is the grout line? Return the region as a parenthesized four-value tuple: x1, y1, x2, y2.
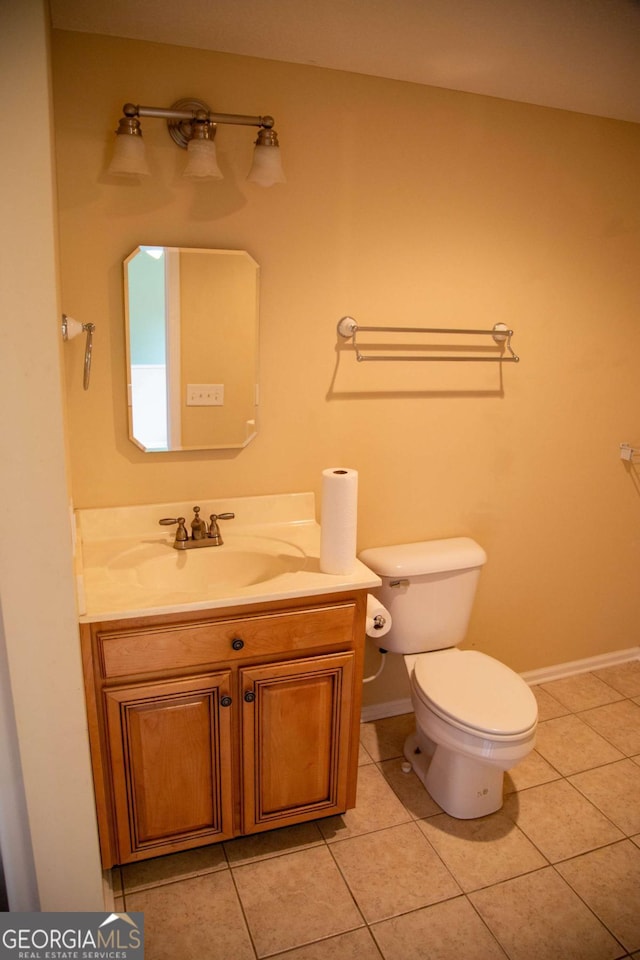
(573, 697, 640, 757)
(323, 839, 372, 929)
(462, 893, 514, 959)
(120, 860, 230, 896)
(226, 865, 261, 960)
(549, 859, 629, 958)
(117, 662, 640, 958)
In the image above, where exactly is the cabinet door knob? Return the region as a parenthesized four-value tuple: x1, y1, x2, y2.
(231, 638, 245, 651)
(220, 696, 233, 707)
(244, 691, 256, 703)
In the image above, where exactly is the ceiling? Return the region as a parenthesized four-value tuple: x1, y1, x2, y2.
(50, 0, 640, 123)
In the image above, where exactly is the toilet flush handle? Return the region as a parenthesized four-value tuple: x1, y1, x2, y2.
(389, 578, 410, 588)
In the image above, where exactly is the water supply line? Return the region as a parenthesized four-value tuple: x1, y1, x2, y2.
(363, 648, 388, 684)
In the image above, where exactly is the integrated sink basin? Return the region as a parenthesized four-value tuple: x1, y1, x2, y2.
(105, 535, 307, 593)
(75, 492, 382, 621)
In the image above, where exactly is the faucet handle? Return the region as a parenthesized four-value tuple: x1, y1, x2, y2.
(207, 512, 235, 545)
(159, 517, 188, 542)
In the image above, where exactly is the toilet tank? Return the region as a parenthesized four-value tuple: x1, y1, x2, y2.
(358, 538, 487, 655)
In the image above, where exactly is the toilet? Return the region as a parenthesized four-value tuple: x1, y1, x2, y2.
(359, 538, 538, 819)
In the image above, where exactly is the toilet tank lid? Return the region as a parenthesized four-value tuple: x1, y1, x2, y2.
(358, 537, 487, 577)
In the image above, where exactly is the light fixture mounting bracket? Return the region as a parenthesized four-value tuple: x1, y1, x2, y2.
(167, 98, 213, 149)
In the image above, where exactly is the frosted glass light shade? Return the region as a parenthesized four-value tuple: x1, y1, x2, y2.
(183, 138, 223, 179)
(247, 144, 286, 186)
(107, 134, 150, 177)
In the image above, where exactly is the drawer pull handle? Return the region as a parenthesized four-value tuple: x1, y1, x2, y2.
(220, 696, 233, 707)
(244, 691, 256, 703)
(231, 638, 245, 651)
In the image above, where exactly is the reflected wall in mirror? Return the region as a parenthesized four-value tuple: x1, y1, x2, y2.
(124, 246, 259, 452)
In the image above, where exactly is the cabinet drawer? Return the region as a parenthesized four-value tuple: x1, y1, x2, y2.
(98, 601, 357, 679)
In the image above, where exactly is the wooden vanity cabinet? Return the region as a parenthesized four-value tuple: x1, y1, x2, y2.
(80, 591, 366, 868)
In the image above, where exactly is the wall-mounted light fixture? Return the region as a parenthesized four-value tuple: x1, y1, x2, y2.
(107, 97, 285, 186)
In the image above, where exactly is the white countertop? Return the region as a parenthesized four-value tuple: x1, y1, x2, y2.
(75, 492, 380, 623)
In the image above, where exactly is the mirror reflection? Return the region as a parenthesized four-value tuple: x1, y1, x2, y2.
(124, 246, 259, 452)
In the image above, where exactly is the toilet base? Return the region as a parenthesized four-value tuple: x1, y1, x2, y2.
(404, 732, 505, 819)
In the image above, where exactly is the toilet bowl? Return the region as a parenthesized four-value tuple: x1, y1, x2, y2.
(359, 538, 538, 819)
(405, 648, 537, 818)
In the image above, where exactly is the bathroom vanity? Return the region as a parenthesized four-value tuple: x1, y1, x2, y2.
(75, 494, 379, 868)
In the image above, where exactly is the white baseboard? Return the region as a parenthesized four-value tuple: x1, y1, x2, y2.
(361, 647, 640, 723)
(520, 646, 640, 686)
(361, 698, 413, 723)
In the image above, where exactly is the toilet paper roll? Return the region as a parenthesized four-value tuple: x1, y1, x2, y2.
(319, 467, 358, 574)
(366, 594, 392, 639)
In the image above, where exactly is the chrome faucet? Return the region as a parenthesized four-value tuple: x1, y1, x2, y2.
(190, 505, 208, 540)
(159, 506, 235, 549)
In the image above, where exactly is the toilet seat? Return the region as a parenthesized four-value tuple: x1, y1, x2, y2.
(411, 648, 537, 739)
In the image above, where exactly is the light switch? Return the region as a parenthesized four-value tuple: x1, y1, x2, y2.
(186, 383, 224, 406)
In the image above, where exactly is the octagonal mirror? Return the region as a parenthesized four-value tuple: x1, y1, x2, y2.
(124, 246, 259, 452)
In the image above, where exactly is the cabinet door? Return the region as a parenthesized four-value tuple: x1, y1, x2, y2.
(241, 652, 354, 832)
(104, 672, 234, 862)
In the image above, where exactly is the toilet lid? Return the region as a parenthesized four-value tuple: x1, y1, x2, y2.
(412, 649, 538, 737)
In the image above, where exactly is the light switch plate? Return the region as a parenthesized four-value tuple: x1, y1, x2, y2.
(186, 383, 224, 406)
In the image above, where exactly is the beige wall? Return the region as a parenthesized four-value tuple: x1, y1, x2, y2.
(52, 30, 640, 705)
(0, 4, 103, 909)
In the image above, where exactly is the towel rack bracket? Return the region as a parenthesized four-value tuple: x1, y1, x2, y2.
(337, 316, 358, 339)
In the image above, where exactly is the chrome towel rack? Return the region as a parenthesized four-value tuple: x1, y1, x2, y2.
(337, 316, 519, 363)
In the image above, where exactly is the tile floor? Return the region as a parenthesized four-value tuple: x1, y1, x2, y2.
(114, 660, 640, 960)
